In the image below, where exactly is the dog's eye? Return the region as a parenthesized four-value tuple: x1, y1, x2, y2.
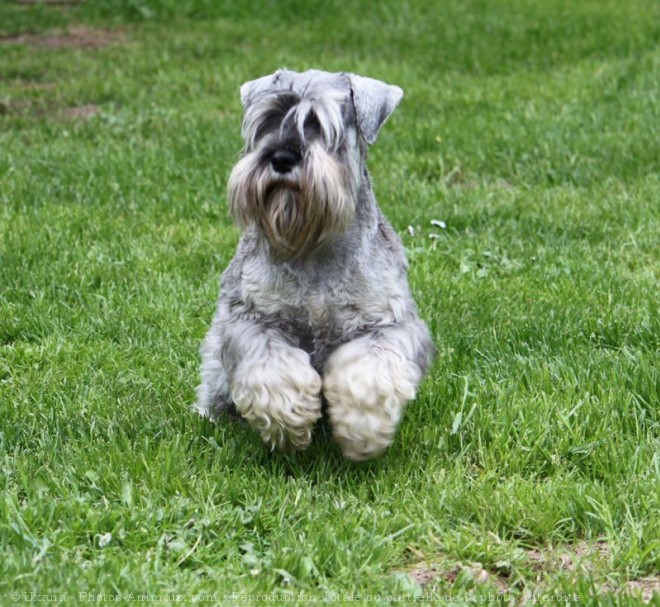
(304, 111, 321, 137)
(254, 112, 283, 141)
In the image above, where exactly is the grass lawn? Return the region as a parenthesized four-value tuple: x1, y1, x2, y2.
(1, 0, 658, 604)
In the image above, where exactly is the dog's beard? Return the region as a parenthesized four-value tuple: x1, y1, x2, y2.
(228, 144, 357, 260)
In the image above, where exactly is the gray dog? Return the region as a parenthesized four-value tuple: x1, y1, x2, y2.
(195, 69, 434, 460)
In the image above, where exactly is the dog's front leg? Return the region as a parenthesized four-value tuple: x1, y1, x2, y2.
(323, 320, 432, 461)
(223, 320, 323, 452)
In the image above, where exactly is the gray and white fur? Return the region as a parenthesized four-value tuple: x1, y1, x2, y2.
(195, 69, 434, 461)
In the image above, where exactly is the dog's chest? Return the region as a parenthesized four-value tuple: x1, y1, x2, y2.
(244, 273, 351, 330)
(239, 256, 405, 337)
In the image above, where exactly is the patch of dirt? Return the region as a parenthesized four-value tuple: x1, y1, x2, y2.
(60, 103, 99, 120)
(0, 98, 30, 116)
(0, 98, 100, 121)
(13, 80, 56, 90)
(407, 565, 441, 586)
(526, 539, 611, 575)
(405, 561, 509, 594)
(399, 540, 659, 604)
(1, 26, 122, 49)
(16, 0, 82, 5)
(619, 578, 660, 603)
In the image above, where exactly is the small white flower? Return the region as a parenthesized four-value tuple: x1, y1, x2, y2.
(407, 225, 415, 236)
(431, 219, 447, 229)
(98, 532, 112, 548)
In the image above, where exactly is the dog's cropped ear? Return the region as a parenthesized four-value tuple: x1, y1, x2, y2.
(348, 74, 403, 145)
(240, 74, 276, 109)
(240, 69, 292, 109)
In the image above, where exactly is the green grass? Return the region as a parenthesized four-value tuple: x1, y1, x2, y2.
(1, 0, 659, 604)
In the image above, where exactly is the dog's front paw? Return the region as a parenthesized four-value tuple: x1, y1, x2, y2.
(323, 339, 420, 461)
(231, 348, 323, 452)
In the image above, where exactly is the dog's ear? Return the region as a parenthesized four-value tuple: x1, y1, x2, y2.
(348, 74, 403, 145)
(240, 74, 275, 109)
(240, 69, 288, 109)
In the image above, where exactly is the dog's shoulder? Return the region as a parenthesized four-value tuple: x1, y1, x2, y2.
(374, 209, 409, 272)
(219, 229, 258, 293)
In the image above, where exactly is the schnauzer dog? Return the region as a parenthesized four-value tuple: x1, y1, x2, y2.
(195, 69, 434, 460)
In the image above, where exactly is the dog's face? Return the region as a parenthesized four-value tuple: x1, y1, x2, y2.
(227, 69, 403, 260)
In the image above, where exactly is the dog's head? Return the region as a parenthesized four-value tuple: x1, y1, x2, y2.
(227, 69, 403, 260)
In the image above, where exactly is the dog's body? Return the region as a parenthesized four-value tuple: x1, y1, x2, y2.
(195, 69, 434, 460)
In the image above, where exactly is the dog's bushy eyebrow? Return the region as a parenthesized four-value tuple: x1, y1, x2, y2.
(243, 86, 347, 152)
(243, 93, 300, 148)
(281, 89, 345, 151)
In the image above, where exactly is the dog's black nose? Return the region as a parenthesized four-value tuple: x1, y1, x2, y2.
(270, 149, 301, 174)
